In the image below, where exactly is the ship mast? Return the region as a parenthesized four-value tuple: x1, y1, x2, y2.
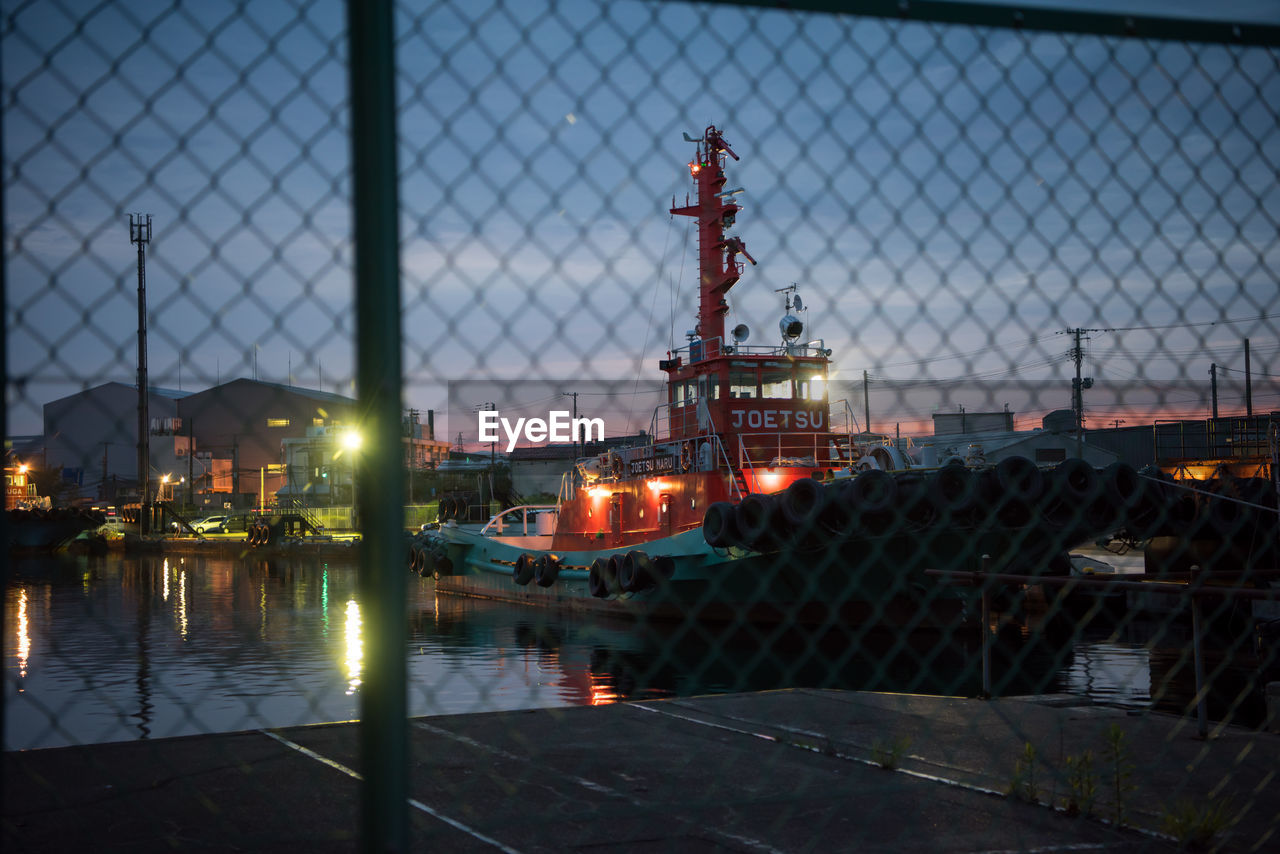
(670, 125, 755, 346)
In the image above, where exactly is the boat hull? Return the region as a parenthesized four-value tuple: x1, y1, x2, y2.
(423, 522, 1068, 629)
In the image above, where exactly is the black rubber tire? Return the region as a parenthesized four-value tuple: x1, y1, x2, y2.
(733, 493, 777, 551)
(620, 550, 655, 593)
(1048, 458, 1099, 505)
(895, 473, 936, 527)
(607, 554, 625, 593)
(848, 469, 897, 532)
(702, 501, 739, 548)
(780, 477, 825, 529)
(512, 553, 535, 585)
(588, 557, 611, 598)
(819, 478, 857, 537)
(534, 554, 560, 588)
(994, 456, 1044, 503)
(1102, 461, 1142, 511)
(929, 463, 976, 518)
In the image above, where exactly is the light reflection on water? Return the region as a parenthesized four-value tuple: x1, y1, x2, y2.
(2, 553, 1265, 750)
(1060, 642, 1153, 708)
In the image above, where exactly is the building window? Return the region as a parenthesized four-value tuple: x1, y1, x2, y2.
(313, 417, 325, 426)
(267, 418, 290, 428)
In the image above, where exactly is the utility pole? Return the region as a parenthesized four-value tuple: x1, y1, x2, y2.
(1210, 363, 1219, 419)
(1244, 338, 1253, 417)
(187, 418, 195, 507)
(130, 213, 152, 535)
(406, 409, 418, 505)
(1062, 326, 1114, 457)
(862, 370, 870, 434)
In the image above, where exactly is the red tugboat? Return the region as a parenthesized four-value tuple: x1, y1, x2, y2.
(413, 125, 1161, 626)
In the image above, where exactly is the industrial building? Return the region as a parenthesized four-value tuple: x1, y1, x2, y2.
(37, 379, 447, 510)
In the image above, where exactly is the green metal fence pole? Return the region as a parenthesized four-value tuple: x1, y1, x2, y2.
(347, 1, 408, 851)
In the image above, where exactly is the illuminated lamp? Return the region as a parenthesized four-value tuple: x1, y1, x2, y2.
(755, 469, 783, 493)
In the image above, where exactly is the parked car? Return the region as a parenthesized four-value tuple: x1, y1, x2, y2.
(192, 515, 229, 534)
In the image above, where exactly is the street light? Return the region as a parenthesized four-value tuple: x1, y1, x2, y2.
(336, 427, 363, 510)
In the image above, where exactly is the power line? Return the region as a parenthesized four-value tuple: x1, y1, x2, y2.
(867, 313, 1280, 373)
(1097, 311, 1280, 333)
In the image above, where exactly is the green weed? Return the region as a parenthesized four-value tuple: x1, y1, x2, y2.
(871, 735, 911, 770)
(1160, 796, 1236, 850)
(1102, 724, 1136, 826)
(1062, 750, 1098, 817)
(1006, 741, 1039, 802)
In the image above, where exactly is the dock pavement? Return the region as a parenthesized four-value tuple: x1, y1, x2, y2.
(5, 689, 1278, 852)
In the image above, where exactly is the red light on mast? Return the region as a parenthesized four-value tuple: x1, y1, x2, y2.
(689, 160, 701, 176)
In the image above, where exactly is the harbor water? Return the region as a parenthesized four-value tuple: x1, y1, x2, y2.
(4, 552, 1268, 751)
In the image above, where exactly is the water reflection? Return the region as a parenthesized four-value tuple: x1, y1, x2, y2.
(1062, 642, 1152, 708)
(2, 553, 1269, 750)
(345, 599, 362, 695)
(15, 588, 29, 683)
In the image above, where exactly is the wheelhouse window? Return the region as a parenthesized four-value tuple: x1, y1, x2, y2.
(729, 370, 757, 399)
(761, 368, 792, 399)
(796, 371, 827, 401)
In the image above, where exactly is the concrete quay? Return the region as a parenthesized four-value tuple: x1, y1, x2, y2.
(5, 690, 1278, 852)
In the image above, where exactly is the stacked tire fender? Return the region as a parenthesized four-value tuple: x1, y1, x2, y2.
(512, 552, 562, 588)
(588, 551, 675, 598)
(1145, 472, 1278, 543)
(436, 493, 475, 524)
(407, 533, 452, 578)
(247, 520, 278, 546)
(703, 456, 1162, 553)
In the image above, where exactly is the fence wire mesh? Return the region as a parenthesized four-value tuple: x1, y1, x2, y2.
(4, 0, 1280, 851)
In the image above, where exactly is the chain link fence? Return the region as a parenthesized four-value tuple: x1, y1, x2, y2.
(5, 0, 1279, 850)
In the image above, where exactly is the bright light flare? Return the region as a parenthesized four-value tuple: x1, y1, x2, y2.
(755, 470, 784, 492)
(341, 430, 363, 452)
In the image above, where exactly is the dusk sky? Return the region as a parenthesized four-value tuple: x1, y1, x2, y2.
(5, 0, 1278, 443)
